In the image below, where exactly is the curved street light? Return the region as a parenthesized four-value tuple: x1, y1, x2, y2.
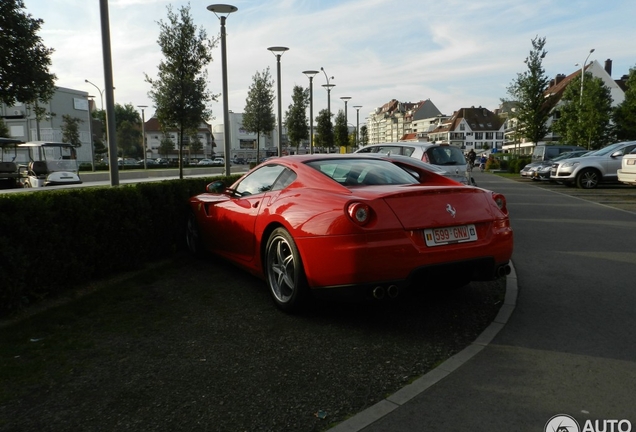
(207, 4, 238, 176)
(302, 70, 319, 154)
(320, 67, 335, 120)
(268, 46, 289, 158)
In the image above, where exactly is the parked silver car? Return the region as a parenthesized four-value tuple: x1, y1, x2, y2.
(355, 142, 473, 185)
(550, 141, 636, 189)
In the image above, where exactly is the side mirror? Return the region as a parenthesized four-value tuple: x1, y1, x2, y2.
(611, 151, 623, 158)
(206, 180, 226, 194)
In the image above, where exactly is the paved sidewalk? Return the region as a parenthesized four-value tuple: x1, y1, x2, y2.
(330, 172, 636, 432)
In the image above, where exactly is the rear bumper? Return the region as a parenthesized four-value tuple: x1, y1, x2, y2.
(618, 169, 636, 185)
(296, 224, 513, 292)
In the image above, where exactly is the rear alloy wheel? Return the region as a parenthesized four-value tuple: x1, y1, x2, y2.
(265, 228, 308, 312)
(576, 168, 600, 189)
(185, 212, 203, 256)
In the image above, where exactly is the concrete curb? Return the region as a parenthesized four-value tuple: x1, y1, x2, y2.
(328, 262, 518, 432)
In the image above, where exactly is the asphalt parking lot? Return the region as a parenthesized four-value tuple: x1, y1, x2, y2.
(510, 176, 636, 212)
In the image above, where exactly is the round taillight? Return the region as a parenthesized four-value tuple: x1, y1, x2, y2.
(492, 193, 507, 213)
(347, 202, 371, 225)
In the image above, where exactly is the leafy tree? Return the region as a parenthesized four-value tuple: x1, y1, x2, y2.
(189, 131, 203, 158)
(159, 136, 175, 158)
(0, 0, 56, 106)
(552, 74, 613, 150)
(117, 120, 142, 158)
(114, 103, 141, 129)
(334, 110, 348, 152)
(613, 66, 636, 141)
(242, 67, 275, 162)
(60, 115, 83, 147)
(284, 85, 309, 153)
(315, 109, 334, 152)
(145, 4, 217, 178)
(0, 118, 10, 137)
(360, 125, 368, 146)
(504, 36, 554, 145)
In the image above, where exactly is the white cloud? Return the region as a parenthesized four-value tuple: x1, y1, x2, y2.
(24, 0, 636, 125)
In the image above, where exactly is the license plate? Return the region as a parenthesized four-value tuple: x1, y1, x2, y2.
(627, 159, 636, 165)
(424, 224, 477, 246)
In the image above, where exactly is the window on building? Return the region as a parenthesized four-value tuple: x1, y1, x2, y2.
(475, 132, 483, 140)
(496, 132, 504, 139)
(459, 123, 465, 131)
(486, 132, 493, 139)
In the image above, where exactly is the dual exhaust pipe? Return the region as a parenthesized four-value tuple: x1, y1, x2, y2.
(372, 285, 399, 300)
(497, 264, 512, 278)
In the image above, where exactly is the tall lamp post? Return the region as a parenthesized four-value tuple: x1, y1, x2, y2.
(207, 4, 238, 177)
(137, 105, 148, 169)
(302, 70, 319, 154)
(575, 48, 595, 149)
(577, 48, 595, 106)
(353, 105, 362, 149)
(320, 67, 335, 119)
(268, 46, 289, 158)
(340, 96, 351, 151)
(85, 79, 107, 145)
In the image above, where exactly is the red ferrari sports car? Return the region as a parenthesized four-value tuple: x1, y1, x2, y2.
(186, 154, 513, 312)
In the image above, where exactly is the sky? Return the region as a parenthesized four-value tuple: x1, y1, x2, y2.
(23, 0, 636, 128)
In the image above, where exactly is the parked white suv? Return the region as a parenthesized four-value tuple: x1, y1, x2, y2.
(617, 147, 636, 186)
(355, 142, 473, 185)
(550, 141, 636, 189)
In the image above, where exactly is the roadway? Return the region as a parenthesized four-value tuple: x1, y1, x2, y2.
(337, 172, 636, 431)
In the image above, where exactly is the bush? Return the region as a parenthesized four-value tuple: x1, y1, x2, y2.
(0, 174, 241, 317)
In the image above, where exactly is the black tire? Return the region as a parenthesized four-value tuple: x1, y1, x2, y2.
(576, 168, 600, 189)
(185, 211, 203, 256)
(265, 228, 309, 312)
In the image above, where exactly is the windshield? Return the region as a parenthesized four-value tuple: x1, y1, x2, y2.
(46, 159, 79, 172)
(592, 143, 625, 156)
(306, 158, 419, 186)
(426, 146, 466, 166)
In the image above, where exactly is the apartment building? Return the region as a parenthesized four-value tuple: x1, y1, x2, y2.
(428, 106, 505, 153)
(366, 99, 443, 144)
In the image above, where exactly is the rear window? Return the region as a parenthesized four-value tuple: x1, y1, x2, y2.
(425, 146, 466, 165)
(306, 158, 419, 186)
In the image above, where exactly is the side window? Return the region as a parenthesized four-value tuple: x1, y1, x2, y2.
(234, 164, 287, 196)
(272, 168, 297, 190)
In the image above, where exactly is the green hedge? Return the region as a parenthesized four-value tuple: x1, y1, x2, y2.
(0, 175, 241, 317)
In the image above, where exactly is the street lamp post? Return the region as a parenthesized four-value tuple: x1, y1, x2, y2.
(340, 96, 351, 151)
(207, 4, 238, 177)
(575, 48, 595, 149)
(320, 67, 335, 152)
(353, 105, 362, 149)
(320, 67, 335, 118)
(268, 46, 289, 158)
(578, 48, 595, 106)
(137, 105, 148, 169)
(302, 70, 319, 154)
(85, 79, 107, 145)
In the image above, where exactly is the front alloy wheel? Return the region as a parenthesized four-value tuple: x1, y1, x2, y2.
(265, 228, 308, 312)
(576, 168, 600, 189)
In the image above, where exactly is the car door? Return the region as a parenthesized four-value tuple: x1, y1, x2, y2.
(605, 144, 636, 180)
(209, 164, 289, 263)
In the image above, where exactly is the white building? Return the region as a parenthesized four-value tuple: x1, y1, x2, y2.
(502, 59, 627, 155)
(366, 99, 443, 144)
(1, 86, 94, 163)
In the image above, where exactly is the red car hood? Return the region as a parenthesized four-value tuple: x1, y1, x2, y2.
(353, 185, 498, 230)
